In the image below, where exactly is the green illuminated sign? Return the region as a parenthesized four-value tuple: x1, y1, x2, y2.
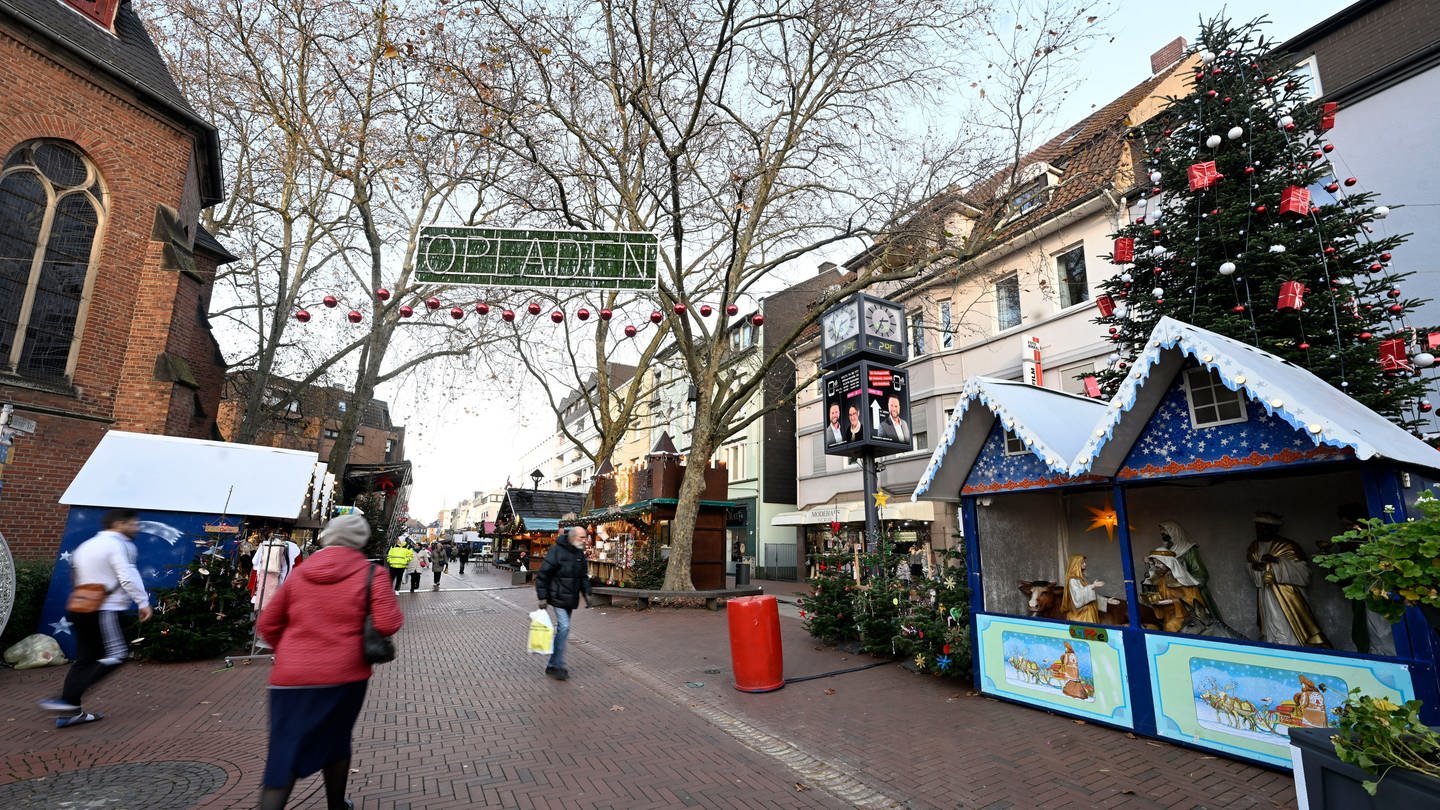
(416, 226, 658, 291)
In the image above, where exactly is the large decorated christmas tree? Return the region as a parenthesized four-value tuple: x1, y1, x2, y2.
(1094, 16, 1431, 428)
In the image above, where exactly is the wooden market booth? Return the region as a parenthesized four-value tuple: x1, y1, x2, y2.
(913, 318, 1440, 769)
(493, 487, 584, 572)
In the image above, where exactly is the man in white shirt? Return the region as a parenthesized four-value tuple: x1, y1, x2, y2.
(39, 508, 152, 727)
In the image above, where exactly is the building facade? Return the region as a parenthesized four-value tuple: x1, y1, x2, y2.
(216, 372, 406, 467)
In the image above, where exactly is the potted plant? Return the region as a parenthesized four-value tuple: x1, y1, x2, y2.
(1290, 690, 1440, 808)
(1313, 492, 1440, 627)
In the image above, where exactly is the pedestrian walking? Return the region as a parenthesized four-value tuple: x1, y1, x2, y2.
(385, 538, 412, 593)
(39, 508, 152, 727)
(535, 526, 592, 681)
(456, 541, 470, 575)
(256, 513, 402, 810)
(427, 542, 444, 591)
(408, 544, 427, 593)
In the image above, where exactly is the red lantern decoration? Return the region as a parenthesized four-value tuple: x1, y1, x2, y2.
(1187, 161, 1220, 191)
(624, 325, 637, 337)
(726, 304, 739, 316)
(673, 303, 687, 316)
(1319, 101, 1338, 132)
(1095, 294, 1116, 317)
(577, 308, 591, 321)
(1277, 281, 1306, 312)
(699, 304, 713, 317)
(450, 307, 464, 319)
(1279, 186, 1310, 216)
(649, 311, 663, 324)
(347, 310, 363, 324)
(751, 313, 764, 327)
(501, 309, 515, 322)
(527, 302, 542, 316)
(1112, 237, 1134, 264)
(551, 311, 564, 323)
(295, 309, 311, 322)
(475, 302, 490, 315)
(376, 288, 391, 301)
(399, 305, 414, 318)
(1379, 338, 1412, 373)
(426, 297, 442, 311)
(322, 295, 339, 308)
(599, 308, 613, 320)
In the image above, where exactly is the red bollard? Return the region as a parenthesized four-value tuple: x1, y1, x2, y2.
(727, 594, 784, 692)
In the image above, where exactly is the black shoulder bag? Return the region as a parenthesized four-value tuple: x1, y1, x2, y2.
(362, 564, 397, 664)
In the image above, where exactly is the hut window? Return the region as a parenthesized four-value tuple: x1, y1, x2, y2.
(1184, 367, 1248, 428)
(1002, 428, 1027, 455)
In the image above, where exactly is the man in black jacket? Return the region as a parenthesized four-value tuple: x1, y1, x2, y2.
(536, 526, 592, 681)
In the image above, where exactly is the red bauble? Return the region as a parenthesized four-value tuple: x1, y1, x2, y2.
(501, 309, 515, 322)
(649, 310, 663, 324)
(450, 307, 464, 319)
(1135, 217, 1145, 225)
(577, 308, 591, 321)
(295, 309, 311, 322)
(1210, 208, 1219, 216)
(1243, 166, 1255, 175)
(1380, 252, 1392, 262)
(1389, 289, 1402, 298)
(751, 314, 764, 326)
(1312, 150, 1324, 160)
(1323, 144, 1335, 153)
(376, 288, 391, 301)
(1343, 177, 1357, 186)
(624, 325, 637, 337)
(426, 297, 441, 311)
(673, 303, 687, 316)
(347, 310, 363, 324)
(1151, 186, 1161, 194)
(1232, 305, 1246, 313)
(1389, 304, 1404, 314)
(322, 295, 339, 308)
(1298, 342, 1310, 350)
(1205, 89, 1217, 98)
(599, 308, 613, 320)
(475, 302, 490, 315)
(1358, 331, 1373, 341)
(527, 302, 542, 315)
(1108, 327, 1118, 335)
(1324, 246, 1336, 255)
(1325, 183, 1340, 193)
(1422, 402, 1434, 413)
(551, 311, 564, 323)
(399, 305, 414, 318)
(699, 304, 713, 317)
(1151, 228, 1162, 237)
(1284, 123, 1296, 132)
(1255, 205, 1267, 213)
(1368, 263, 1383, 273)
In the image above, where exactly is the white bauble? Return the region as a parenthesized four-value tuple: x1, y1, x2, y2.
(1227, 126, 1244, 140)
(1206, 135, 1222, 148)
(1199, 50, 1216, 63)
(1152, 287, 1165, 298)
(1416, 353, 1436, 369)
(1279, 114, 1294, 128)
(1374, 205, 1391, 219)
(1269, 244, 1286, 254)
(1149, 170, 1162, 183)
(1219, 261, 1237, 276)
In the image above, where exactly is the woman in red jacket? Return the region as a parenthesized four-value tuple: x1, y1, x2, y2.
(257, 514, 402, 810)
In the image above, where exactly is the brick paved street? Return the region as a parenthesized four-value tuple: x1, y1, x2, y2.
(1, 566, 1298, 808)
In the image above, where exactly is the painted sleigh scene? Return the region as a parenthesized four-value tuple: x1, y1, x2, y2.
(1189, 658, 1347, 744)
(1003, 631, 1096, 701)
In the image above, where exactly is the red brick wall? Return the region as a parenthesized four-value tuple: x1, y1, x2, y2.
(0, 27, 222, 560)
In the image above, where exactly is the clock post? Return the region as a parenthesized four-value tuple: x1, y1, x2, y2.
(817, 294, 909, 557)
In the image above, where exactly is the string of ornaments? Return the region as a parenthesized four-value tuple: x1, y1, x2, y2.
(1091, 16, 1433, 423)
(294, 291, 764, 339)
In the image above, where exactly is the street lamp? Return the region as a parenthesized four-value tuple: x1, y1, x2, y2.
(530, 469, 543, 490)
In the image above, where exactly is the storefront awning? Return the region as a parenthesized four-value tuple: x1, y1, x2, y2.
(772, 500, 935, 526)
(524, 518, 561, 532)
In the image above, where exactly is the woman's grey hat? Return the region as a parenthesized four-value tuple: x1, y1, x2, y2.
(319, 513, 370, 549)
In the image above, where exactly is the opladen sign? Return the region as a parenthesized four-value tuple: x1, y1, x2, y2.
(415, 226, 658, 291)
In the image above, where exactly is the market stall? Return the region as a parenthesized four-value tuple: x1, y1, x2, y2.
(913, 318, 1440, 768)
(493, 487, 584, 573)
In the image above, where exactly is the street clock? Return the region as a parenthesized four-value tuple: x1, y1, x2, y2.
(819, 293, 907, 368)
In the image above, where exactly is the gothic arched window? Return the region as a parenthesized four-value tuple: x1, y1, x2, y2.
(0, 140, 106, 383)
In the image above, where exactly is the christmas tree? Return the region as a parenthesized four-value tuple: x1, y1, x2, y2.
(1095, 16, 1431, 428)
(132, 543, 253, 663)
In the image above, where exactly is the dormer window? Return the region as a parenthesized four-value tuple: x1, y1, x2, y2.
(1002, 162, 1061, 223)
(63, 0, 121, 31)
(1003, 427, 1027, 455)
(1184, 367, 1248, 428)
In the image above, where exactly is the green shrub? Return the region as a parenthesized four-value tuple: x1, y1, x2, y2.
(1, 560, 54, 649)
(625, 538, 667, 590)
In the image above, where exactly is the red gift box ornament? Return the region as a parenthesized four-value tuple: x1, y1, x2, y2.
(1277, 281, 1306, 312)
(1112, 237, 1135, 264)
(1095, 294, 1116, 317)
(1188, 160, 1221, 191)
(1082, 376, 1102, 398)
(1379, 338, 1413, 373)
(1320, 101, 1338, 132)
(1279, 186, 1311, 216)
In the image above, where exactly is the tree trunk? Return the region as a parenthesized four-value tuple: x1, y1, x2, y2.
(661, 419, 713, 592)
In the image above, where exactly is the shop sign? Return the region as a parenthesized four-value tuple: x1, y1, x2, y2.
(416, 226, 658, 291)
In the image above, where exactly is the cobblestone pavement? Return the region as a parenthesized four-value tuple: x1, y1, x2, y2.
(0, 566, 1298, 808)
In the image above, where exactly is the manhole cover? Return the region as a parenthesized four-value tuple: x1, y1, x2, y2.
(0, 761, 226, 808)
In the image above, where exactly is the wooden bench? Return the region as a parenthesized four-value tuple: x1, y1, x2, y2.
(589, 585, 764, 611)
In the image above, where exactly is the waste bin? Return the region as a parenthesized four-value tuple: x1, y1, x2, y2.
(734, 561, 751, 586)
(727, 594, 783, 692)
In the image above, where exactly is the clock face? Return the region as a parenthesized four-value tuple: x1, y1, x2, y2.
(822, 306, 859, 348)
(864, 301, 899, 339)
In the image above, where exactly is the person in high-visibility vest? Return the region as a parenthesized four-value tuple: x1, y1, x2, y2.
(385, 539, 414, 593)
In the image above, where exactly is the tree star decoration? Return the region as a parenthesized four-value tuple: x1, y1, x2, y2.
(50, 616, 74, 635)
(915, 653, 928, 669)
(873, 490, 889, 508)
(1084, 500, 1131, 542)
(937, 654, 952, 671)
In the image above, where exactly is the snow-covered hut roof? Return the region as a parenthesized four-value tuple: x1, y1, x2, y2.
(1070, 317, 1440, 477)
(912, 377, 1109, 501)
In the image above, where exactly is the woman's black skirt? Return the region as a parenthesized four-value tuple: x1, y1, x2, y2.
(264, 680, 369, 786)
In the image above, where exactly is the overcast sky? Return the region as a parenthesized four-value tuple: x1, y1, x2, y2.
(398, 0, 1357, 522)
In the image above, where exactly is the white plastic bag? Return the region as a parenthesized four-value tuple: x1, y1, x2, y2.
(527, 609, 554, 655)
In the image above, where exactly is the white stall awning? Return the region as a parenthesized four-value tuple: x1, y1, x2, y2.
(772, 500, 934, 526)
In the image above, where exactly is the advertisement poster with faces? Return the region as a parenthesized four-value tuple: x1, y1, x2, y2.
(822, 362, 910, 456)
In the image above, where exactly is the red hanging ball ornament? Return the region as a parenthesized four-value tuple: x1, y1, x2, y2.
(527, 302, 542, 316)
(1343, 177, 1357, 187)
(751, 313, 764, 326)
(673, 303, 687, 316)
(1210, 208, 1219, 216)
(699, 304, 713, 317)
(295, 309, 311, 322)
(1223, 96, 1232, 103)
(551, 311, 564, 323)
(1284, 123, 1296, 132)
(1205, 89, 1218, 98)
(399, 305, 414, 318)
(450, 307, 464, 319)
(425, 297, 441, 311)
(599, 308, 613, 320)
(1243, 166, 1255, 175)
(1312, 150, 1324, 160)
(1358, 331, 1373, 341)
(577, 308, 591, 321)
(376, 288, 391, 301)
(1323, 144, 1335, 153)
(624, 325, 637, 337)
(1255, 205, 1267, 213)
(1151, 186, 1162, 194)
(322, 295, 339, 308)
(1108, 327, 1118, 335)
(1368, 263, 1383, 273)
(501, 309, 515, 322)
(1422, 402, 1434, 413)
(1389, 289, 1402, 298)
(1323, 245, 1336, 255)
(1298, 342, 1310, 350)
(1164, 128, 1173, 137)
(1325, 182, 1340, 193)
(1232, 305, 1246, 313)
(1389, 303, 1404, 314)
(1380, 252, 1392, 262)
(347, 310, 363, 324)
(1135, 217, 1145, 225)
(1151, 228, 1162, 237)
(649, 310, 663, 324)
(475, 302, 490, 315)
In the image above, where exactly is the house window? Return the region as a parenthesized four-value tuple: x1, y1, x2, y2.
(1184, 367, 1248, 427)
(0, 141, 105, 383)
(323, 428, 339, 439)
(912, 405, 928, 452)
(995, 273, 1021, 331)
(337, 400, 347, 414)
(1003, 427, 1027, 455)
(939, 301, 953, 349)
(723, 443, 748, 481)
(1007, 177, 1048, 219)
(354, 433, 365, 445)
(1056, 245, 1089, 308)
(910, 311, 926, 357)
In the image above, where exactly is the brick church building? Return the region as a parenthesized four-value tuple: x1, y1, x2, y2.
(0, 0, 230, 560)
